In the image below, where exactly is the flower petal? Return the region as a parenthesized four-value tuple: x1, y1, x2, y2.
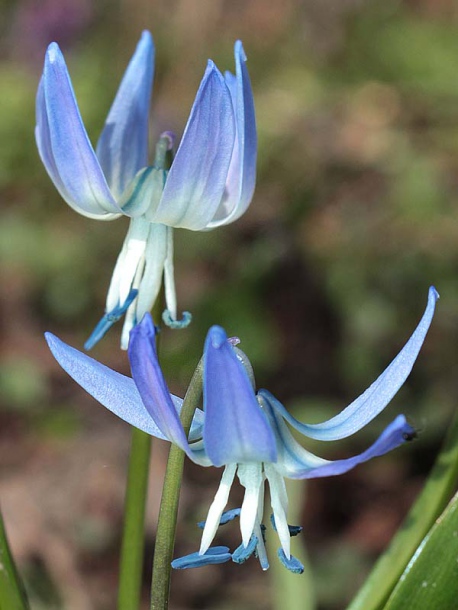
(152, 62, 235, 230)
(36, 43, 121, 218)
(128, 313, 192, 454)
(260, 391, 415, 479)
(207, 41, 257, 228)
(45, 332, 167, 438)
(46, 332, 205, 443)
(203, 326, 277, 466)
(300, 415, 415, 479)
(261, 287, 438, 441)
(96, 31, 154, 198)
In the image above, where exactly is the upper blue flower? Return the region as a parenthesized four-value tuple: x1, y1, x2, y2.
(45, 287, 438, 571)
(36, 32, 257, 348)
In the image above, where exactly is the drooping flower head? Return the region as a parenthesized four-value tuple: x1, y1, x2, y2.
(36, 32, 257, 349)
(45, 287, 438, 571)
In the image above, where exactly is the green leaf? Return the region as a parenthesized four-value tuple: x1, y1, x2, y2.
(383, 490, 458, 610)
(0, 509, 29, 610)
(347, 411, 458, 610)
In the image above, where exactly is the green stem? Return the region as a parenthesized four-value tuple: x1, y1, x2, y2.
(118, 300, 164, 610)
(117, 426, 152, 610)
(150, 359, 203, 610)
(0, 507, 29, 610)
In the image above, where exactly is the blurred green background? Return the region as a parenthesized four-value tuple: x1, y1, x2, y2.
(0, 0, 457, 608)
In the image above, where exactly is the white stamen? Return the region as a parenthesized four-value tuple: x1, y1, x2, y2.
(163, 226, 177, 321)
(199, 464, 237, 555)
(238, 463, 264, 547)
(106, 217, 149, 311)
(120, 247, 147, 350)
(265, 463, 291, 559)
(135, 223, 168, 317)
(253, 522, 269, 570)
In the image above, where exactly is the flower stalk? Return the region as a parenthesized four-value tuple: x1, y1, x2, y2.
(150, 359, 203, 610)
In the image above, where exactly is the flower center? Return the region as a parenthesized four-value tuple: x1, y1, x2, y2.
(198, 461, 301, 572)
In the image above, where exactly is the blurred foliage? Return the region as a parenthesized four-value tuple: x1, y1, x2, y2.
(1, 0, 458, 609)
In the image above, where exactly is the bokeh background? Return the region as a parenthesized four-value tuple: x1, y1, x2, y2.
(0, 0, 457, 608)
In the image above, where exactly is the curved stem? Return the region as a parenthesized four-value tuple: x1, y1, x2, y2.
(150, 359, 203, 610)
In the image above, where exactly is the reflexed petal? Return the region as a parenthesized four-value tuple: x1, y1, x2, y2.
(171, 547, 232, 569)
(203, 326, 276, 466)
(45, 332, 167, 438)
(207, 41, 257, 228)
(96, 31, 154, 198)
(36, 43, 121, 218)
(301, 415, 415, 479)
(261, 390, 415, 479)
(261, 287, 439, 441)
(128, 314, 193, 455)
(152, 62, 235, 230)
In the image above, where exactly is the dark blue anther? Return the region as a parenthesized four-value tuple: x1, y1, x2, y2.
(270, 514, 303, 537)
(84, 288, 138, 350)
(277, 549, 304, 574)
(232, 535, 258, 564)
(171, 546, 231, 569)
(197, 508, 241, 529)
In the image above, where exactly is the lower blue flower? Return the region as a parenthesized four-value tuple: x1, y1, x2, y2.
(45, 287, 438, 572)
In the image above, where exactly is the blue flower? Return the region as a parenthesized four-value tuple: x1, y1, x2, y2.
(44, 287, 438, 571)
(36, 32, 257, 349)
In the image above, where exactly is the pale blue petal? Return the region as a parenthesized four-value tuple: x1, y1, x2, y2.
(152, 62, 235, 230)
(45, 332, 167, 438)
(203, 326, 277, 467)
(46, 331, 205, 443)
(96, 31, 154, 198)
(262, 287, 438, 441)
(128, 314, 193, 455)
(260, 391, 415, 480)
(207, 40, 257, 228)
(298, 415, 415, 479)
(36, 43, 121, 218)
